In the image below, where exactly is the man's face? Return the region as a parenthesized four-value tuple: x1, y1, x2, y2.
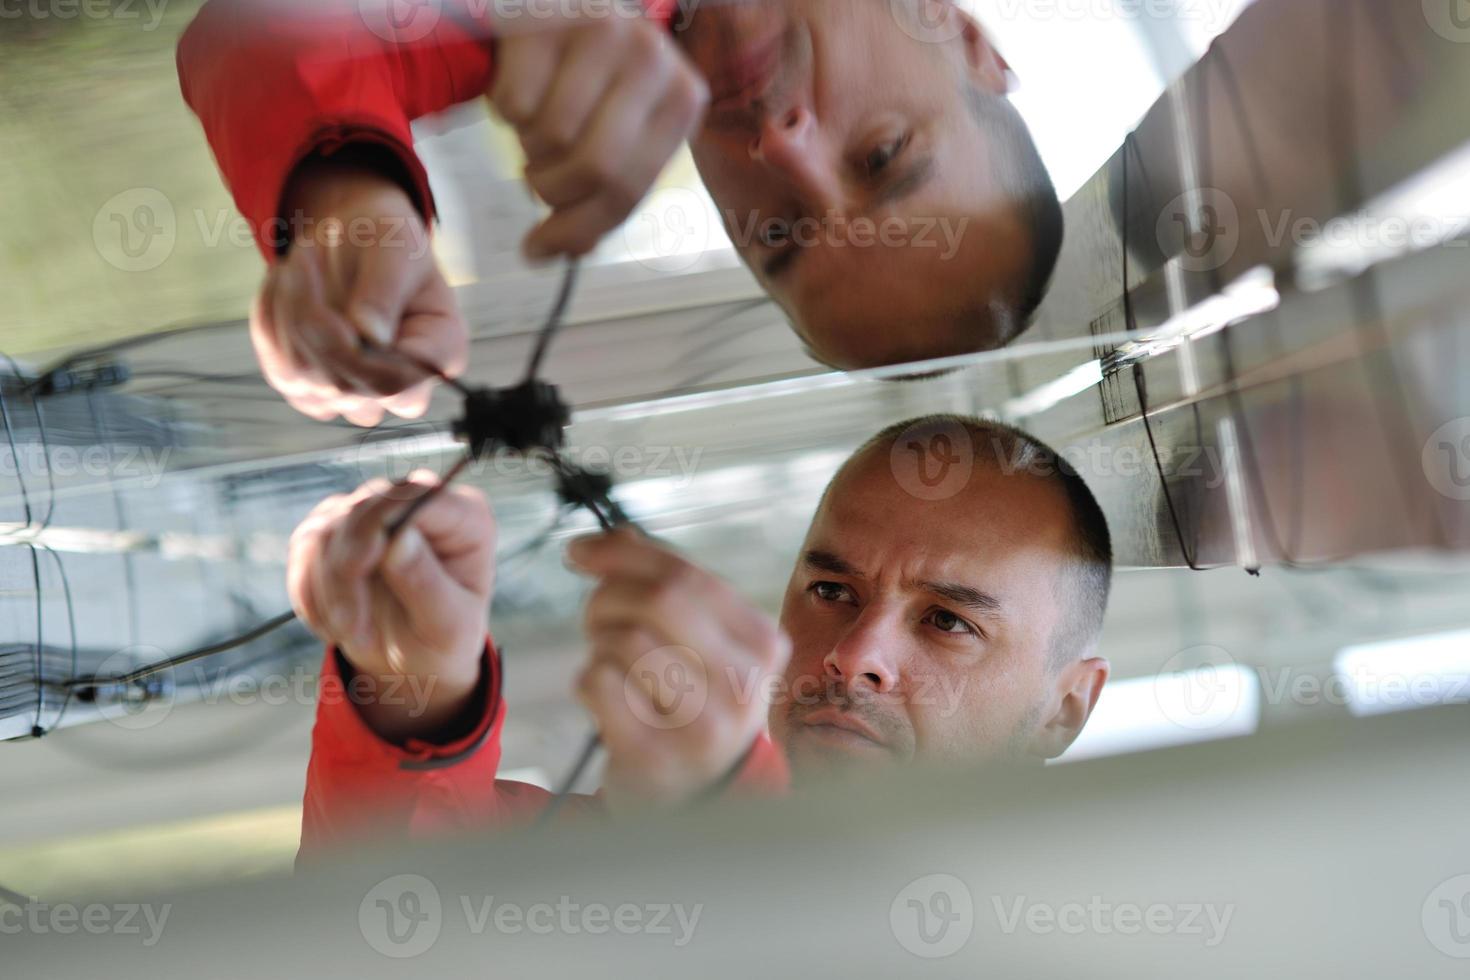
(769, 446, 1081, 776)
(677, 0, 1043, 368)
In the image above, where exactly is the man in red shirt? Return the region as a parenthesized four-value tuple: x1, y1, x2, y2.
(179, 0, 1062, 424)
(285, 416, 1111, 859)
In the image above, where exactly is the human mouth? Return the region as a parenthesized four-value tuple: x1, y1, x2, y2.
(798, 708, 888, 751)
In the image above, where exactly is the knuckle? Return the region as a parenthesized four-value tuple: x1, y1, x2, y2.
(627, 22, 660, 59)
(672, 67, 708, 112)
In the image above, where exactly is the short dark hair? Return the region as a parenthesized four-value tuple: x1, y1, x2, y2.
(964, 87, 1064, 338)
(834, 415, 1112, 666)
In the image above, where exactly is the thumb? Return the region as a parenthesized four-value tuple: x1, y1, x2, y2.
(379, 526, 473, 640)
(346, 240, 423, 348)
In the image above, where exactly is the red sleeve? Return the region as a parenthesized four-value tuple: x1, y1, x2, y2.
(297, 637, 791, 863)
(297, 641, 595, 866)
(177, 0, 680, 261)
(177, 0, 499, 259)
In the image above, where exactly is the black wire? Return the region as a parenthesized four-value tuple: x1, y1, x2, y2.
(34, 544, 77, 735)
(535, 727, 601, 828)
(0, 364, 34, 531)
(0, 353, 56, 534)
(23, 318, 246, 397)
(523, 259, 580, 384)
(85, 388, 141, 650)
(26, 544, 43, 733)
(1119, 133, 1213, 571)
(1193, 9, 1444, 568)
(56, 610, 301, 693)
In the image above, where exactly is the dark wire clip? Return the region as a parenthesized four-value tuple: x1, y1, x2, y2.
(446, 377, 628, 531)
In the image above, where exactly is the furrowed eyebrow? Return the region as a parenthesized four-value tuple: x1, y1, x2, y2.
(919, 580, 1003, 614)
(804, 549, 861, 577)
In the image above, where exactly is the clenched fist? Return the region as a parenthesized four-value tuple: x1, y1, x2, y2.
(491, 14, 710, 258)
(566, 529, 791, 809)
(254, 161, 469, 427)
(287, 472, 496, 742)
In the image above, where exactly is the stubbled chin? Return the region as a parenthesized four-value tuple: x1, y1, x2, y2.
(785, 727, 894, 775)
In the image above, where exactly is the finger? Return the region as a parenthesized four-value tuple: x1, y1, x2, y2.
(379, 379, 436, 420)
(525, 44, 682, 209)
(583, 578, 734, 670)
(339, 395, 388, 428)
(377, 524, 482, 645)
(250, 270, 290, 374)
(292, 253, 425, 397)
(586, 625, 710, 711)
(275, 257, 368, 395)
(322, 480, 404, 645)
(523, 73, 706, 260)
(330, 472, 496, 599)
(344, 229, 431, 349)
(565, 528, 676, 581)
(519, 25, 626, 167)
(287, 501, 350, 636)
(576, 661, 661, 751)
(489, 29, 565, 131)
(395, 264, 470, 382)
